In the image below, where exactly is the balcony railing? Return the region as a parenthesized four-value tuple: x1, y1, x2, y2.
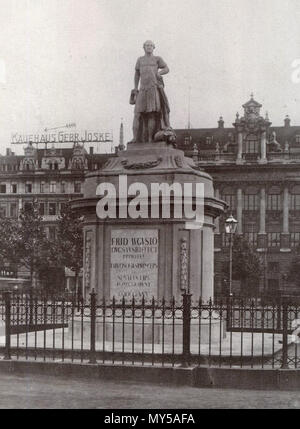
(196, 151, 300, 164)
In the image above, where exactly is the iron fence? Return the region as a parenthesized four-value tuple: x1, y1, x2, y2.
(0, 291, 299, 369)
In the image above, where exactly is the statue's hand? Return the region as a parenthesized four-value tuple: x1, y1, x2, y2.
(156, 74, 164, 86)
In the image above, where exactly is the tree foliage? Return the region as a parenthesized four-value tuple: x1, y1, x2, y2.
(287, 245, 300, 286)
(56, 203, 83, 277)
(0, 200, 84, 293)
(223, 235, 264, 295)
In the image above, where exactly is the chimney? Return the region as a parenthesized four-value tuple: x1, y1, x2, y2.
(218, 116, 224, 128)
(89, 146, 94, 155)
(284, 115, 291, 127)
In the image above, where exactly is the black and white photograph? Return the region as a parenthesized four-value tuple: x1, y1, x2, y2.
(0, 0, 299, 412)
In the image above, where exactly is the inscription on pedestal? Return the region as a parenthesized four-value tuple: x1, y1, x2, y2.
(110, 229, 159, 299)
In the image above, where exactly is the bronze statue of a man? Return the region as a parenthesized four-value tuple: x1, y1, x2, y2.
(130, 41, 175, 144)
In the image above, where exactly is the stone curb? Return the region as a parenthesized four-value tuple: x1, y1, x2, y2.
(0, 359, 299, 391)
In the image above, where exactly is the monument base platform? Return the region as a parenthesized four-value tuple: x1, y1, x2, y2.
(68, 315, 226, 346)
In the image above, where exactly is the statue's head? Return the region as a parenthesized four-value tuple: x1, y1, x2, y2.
(143, 40, 155, 54)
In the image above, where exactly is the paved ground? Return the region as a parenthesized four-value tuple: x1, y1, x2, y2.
(0, 372, 299, 409)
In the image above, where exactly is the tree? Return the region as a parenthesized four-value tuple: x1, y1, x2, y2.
(0, 200, 83, 294)
(287, 245, 300, 286)
(56, 203, 84, 295)
(223, 235, 264, 296)
(0, 201, 65, 292)
(17, 201, 48, 286)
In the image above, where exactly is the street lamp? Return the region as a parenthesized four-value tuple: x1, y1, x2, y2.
(225, 214, 238, 296)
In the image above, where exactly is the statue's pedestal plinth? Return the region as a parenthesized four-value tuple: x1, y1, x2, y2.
(69, 313, 226, 346)
(71, 141, 226, 345)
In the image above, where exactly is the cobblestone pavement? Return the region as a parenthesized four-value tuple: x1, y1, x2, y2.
(0, 373, 299, 409)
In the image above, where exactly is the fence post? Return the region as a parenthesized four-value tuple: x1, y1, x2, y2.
(89, 289, 97, 364)
(29, 289, 34, 326)
(182, 291, 192, 367)
(3, 292, 11, 360)
(226, 295, 232, 329)
(281, 297, 289, 369)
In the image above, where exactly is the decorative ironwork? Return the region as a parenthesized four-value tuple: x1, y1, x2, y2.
(0, 292, 299, 368)
(180, 238, 188, 291)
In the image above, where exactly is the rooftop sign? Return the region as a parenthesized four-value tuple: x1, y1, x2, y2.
(11, 130, 113, 144)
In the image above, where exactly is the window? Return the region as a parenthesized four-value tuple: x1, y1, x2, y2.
(267, 232, 281, 248)
(25, 183, 32, 193)
(48, 203, 56, 216)
(243, 194, 258, 211)
(296, 135, 300, 144)
(221, 193, 236, 211)
(290, 194, 300, 210)
(24, 202, 32, 212)
(39, 203, 45, 216)
(244, 232, 258, 247)
(54, 162, 58, 170)
(61, 182, 66, 193)
(221, 187, 236, 211)
(50, 182, 56, 193)
(74, 182, 81, 193)
(60, 202, 67, 214)
(0, 184, 6, 194)
(40, 182, 45, 193)
(10, 203, 17, 218)
(206, 137, 212, 145)
(48, 226, 56, 240)
(267, 194, 281, 211)
(0, 204, 6, 217)
(245, 134, 259, 153)
(291, 232, 300, 247)
(11, 184, 17, 194)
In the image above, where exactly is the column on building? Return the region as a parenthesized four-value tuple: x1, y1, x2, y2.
(236, 131, 243, 163)
(236, 188, 243, 234)
(214, 188, 221, 251)
(257, 187, 267, 250)
(281, 186, 290, 251)
(259, 130, 267, 163)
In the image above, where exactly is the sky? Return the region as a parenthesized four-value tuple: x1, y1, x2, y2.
(0, 0, 300, 154)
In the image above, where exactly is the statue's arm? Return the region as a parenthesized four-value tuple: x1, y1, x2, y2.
(158, 65, 169, 76)
(157, 57, 169, 76)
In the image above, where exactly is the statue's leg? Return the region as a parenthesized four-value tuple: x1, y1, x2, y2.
(132, 113, 141, 142)
(148, 113, 157, 143)
(142, 114, 148, 143)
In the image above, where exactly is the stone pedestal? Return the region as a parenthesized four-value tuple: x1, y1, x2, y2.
(71, 141, 226, 345)
(73, 141, 225, 302)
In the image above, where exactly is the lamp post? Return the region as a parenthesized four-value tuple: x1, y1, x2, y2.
(225, 214, 238, 297)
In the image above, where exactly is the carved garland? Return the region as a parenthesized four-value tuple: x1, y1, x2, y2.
(121, 157, 162, 170)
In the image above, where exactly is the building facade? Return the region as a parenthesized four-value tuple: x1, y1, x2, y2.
(176, 95, 300, 297)
(0, 142, 109, 289)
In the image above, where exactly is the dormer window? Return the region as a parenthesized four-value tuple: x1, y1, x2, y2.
(296, 135, 300, 144)
(244, 134, 259, 153)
